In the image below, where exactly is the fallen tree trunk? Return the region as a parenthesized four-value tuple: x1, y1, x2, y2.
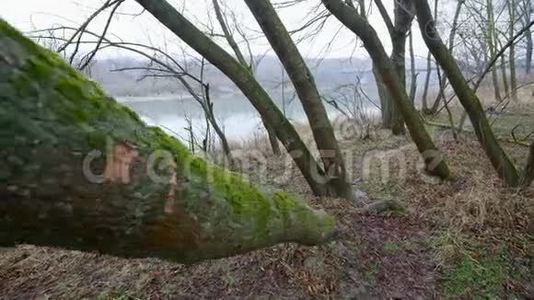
(0, 19, 335, 263)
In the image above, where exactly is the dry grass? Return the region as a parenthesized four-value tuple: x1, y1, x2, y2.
(403, 135, 533, 243)
(1, 109, 532, 299)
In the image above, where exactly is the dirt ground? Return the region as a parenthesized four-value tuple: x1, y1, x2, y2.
(1, 111, 533, 299)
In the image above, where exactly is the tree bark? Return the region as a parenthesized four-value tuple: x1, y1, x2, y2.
(261, 115, 282, 156)
(486, 0, 503, 102)
(431, 0, 464, 115)
(524, 0, 533, 74)
(507, 0, 519, 102)
(414, 0, 521, 187)
(522, 142, 534, 188)
(212, 0, 280, 155)
(421, 0, 439, 115)
(373, 0, 412, 135)
(0, 19, 335, 263)
(409, 29, 418, 104)
(322, 0, 451, 179)
(134, 0, 330, 196)
(388, 0, 415, 135)
(243, 0, 353, 199)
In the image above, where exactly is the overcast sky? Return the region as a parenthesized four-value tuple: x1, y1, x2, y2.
(1, 0, 442, 59)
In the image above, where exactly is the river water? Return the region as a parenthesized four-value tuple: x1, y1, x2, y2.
(117, 91, 378, 141)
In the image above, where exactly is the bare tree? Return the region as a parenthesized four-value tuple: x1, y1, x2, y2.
(244, 0, 353, 198)
(373, 0, 415, 135)
(414, 0, 521, 186)
(36, 25, 234, 162)
(322, 0, 451, 179)
(211, 0, 281, 156)
(134, 0, 338, 197)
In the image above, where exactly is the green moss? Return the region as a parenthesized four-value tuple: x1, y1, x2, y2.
(86, 131, 109, 150)
(1, 18, 336, 256)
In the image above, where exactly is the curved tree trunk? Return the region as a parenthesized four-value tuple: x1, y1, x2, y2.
(212, 0, 280, 156)
(414, 0, 521, 187)
(0, 19, 335, 263)
(322, 0, 451, 179)
(134, 0, 330, 196)
(243, 0, 353, 199)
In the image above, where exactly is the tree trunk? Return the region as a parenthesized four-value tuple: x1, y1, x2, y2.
(422, 51, 433, 114)
(322, 0, 451, 179)
(524, 0, 533, 74)
(508, 0, 519, 102)
(522, 142, 534, 188)
(134, 0, 330, 196)
(499, 45, 510, 97)
(421, 0, 439, 115)
(373, 0, 413, 135)
(212, 0, 280, 156)
(486, 0, 503, 102)
(244, 0, 353, 199)
(261, 115, 282, 156)
(414, 0, 521, 187)
(374, 66, 392, 127)
(0, 19, 335, 263)
(409, 29, 418, 104)
(432, 0, 464, 111)
(386, 0, 414, 135)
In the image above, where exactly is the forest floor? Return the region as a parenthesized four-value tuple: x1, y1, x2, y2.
(1, 104, 533, 299)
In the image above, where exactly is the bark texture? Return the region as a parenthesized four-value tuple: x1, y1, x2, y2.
(0, 19, 335, 263)
(373, 0, 412, 135)
(212, 0, 280, 156)
(414, 0, 520, 186)
(522, 143, 534, 188)
(322, 0, 451, 179)
(243, 0, 352, 199)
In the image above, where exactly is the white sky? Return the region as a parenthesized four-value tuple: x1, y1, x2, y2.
(0, 0, 442, 59)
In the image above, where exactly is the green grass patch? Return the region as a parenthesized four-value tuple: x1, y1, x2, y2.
(383, 240, 401, 252)
(432, 231, 528, 299)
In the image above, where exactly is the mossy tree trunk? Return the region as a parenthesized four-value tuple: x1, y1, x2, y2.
(134, 0, 330, 196)
(243, 0, 353, 199)
(414, 0, 521, 187)
(0, 19, 335, 263)
(322, 0, 451, 179)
